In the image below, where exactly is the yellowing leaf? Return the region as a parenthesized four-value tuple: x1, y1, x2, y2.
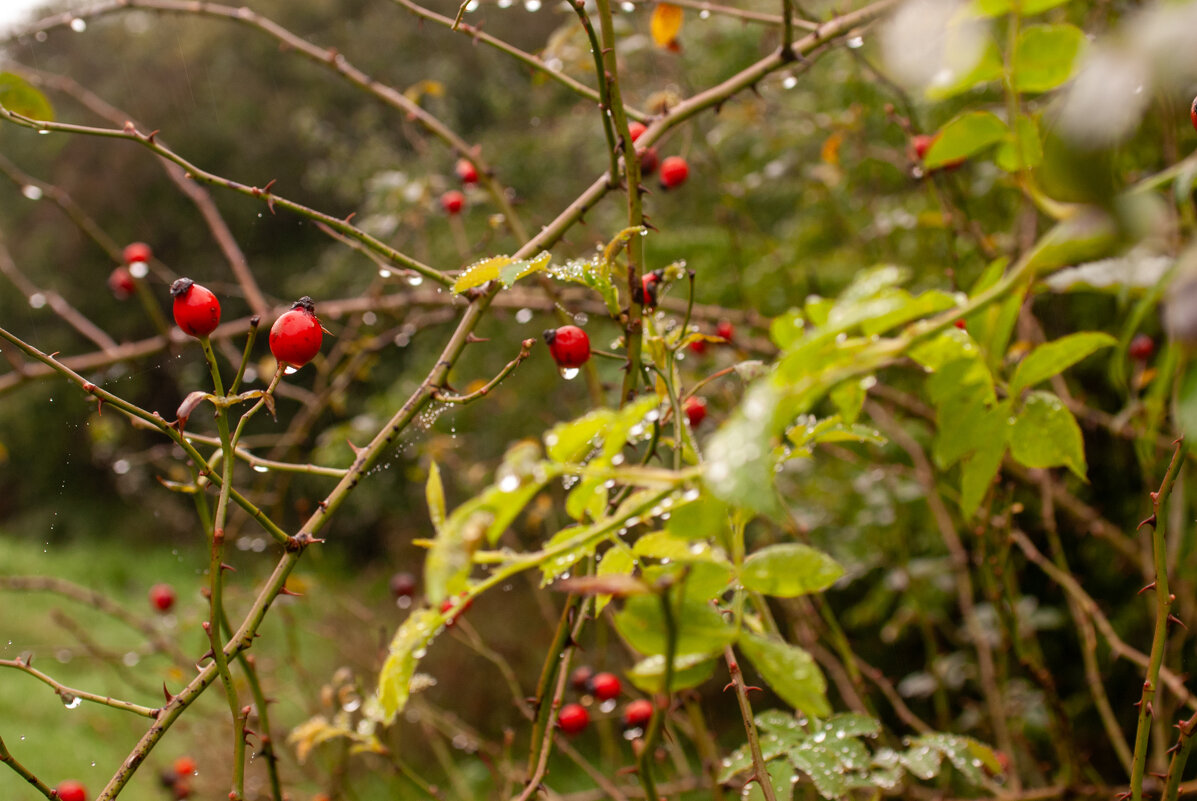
(452, 255, 512, 293)
(820, 132, 843, 166)
(404, 79, 445, 103)
(651, 3, 683, 48)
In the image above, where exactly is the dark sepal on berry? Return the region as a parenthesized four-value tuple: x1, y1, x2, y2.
(291, 296, 316, 314)
(170, 277, 194, 297)
(543, 329, 558, 346)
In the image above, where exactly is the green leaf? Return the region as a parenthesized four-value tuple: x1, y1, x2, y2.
(959, 400, 1012, 517)
(829, 378, 865, 424)
(924, 39, 1004, 101)
(613, 594, 737, 657)
(625, 652, 718, 693)
(905, 734, 1000, 786)
(664, 491, 730, 542)
(995, 114, 1044, 172)
(595, 543, 636, 615)
(0, 73, 54, 121)
(718, 735, 788, 783)
(497, 251, 552, 286)
(425, 461, 445, 534)
(789, 740, 847, 798)
(1010, 390, 1087, 478)
(925, 112, 1008, 170)
(738, 632, 830, 718)
(375, 609, 440, 721)
(1023, 209, 1118, 274)
(860, 289, 960, 337)
(971, 0, 1070, 16)
(740, 544, 843, 598)
(1012, 24, 1085, 93)
(641, 559, 734, 602)
(745, 758, 796, 801)
(1010, 332, 1116, 395)
(564, 477, 606, 522)
(705, 382, 784, 518)
(770, 311, 806, 349)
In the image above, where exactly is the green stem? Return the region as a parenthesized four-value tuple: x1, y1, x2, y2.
(199, 335, 247, 801)
(0, 736, 54, 799)
(1131, 441, 1187, 801)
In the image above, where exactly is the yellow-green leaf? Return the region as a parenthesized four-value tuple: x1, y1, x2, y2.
(452, 255, 512, 293)
(376, 609, 440, 721)
(425, 461, 445, 534)
(0, 73, 53, 121)
(650, 3, 683, 47)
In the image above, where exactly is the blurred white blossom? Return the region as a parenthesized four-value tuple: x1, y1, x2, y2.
(880, 0, 987, 91)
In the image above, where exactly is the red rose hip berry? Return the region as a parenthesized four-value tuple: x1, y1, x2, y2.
(591, 671, 621, 701)
(149, 583, 176, 613)
(637, 146, 659, 176)
(108, 267, 136, 300)
(639, 269, 663, 310)
(455, 158, 479, 184)
(622, 698, 653, 729)
(1129, 334, 1155, 362)
(55, 781, 88, 801)
(570, 665, 595, 692)
(441, 190, 465, 215)
(270, 297, 324, 369)
(715, 320, 734, 341)
(439, 592, 473, 627)
(123, 241, 152, 265)
(558, 702, 590, 735)
(172, 756, 197, 777)
(170, 278, 221, 338)
(659, 156, 689, 189)
(628, 121, 647, 142)
(683, 396, 707, 428)
(390, 572, 417, 599)
(544, 325, 591, 369)
(1191, 95, 1197, 132)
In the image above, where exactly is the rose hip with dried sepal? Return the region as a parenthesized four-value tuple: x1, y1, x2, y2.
(170, 278, 221, 338)
(544, 325, 590, 369)
(270, 297, 324, 369)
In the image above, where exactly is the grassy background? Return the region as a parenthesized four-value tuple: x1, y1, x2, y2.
(0, 532, 404, 801)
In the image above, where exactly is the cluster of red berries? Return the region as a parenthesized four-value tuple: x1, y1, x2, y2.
(687, 319, 735, 356)
(555, 666, 655, 736)
(108, 241, 153, 300)
(159, 755, 198, 799)
(168, 276, 325, 370)
(438, 156, 479, 215)
(627, 122, 688, 190)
